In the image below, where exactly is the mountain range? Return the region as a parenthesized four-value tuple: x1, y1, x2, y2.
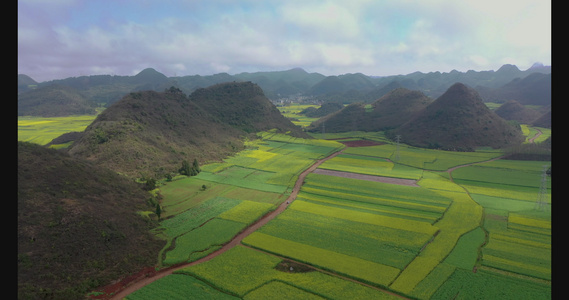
(18, 63, 551, 117)
(18, 65, 550, 299)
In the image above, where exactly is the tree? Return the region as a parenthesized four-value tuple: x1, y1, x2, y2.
(192, 158, 201, 173)
(179, 160, 191, 176)
(179, 159, 201, 176)
(143, 178, 156, 191)
(155, 203, 162, 220)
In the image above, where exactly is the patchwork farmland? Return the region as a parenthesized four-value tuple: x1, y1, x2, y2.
(110, 130, 551, 300)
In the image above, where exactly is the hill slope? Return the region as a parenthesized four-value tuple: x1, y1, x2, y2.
(66, 82, 306, 178)
(307, 88, 432, 133)
(494, 100, 542, 124)
(18, 84, 98, 117)
(392, 83, 524, 150)
(18, 141, 164, 299)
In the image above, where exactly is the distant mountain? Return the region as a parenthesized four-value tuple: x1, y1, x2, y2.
(391, 83, 524, 150)
(66, 82, 306, 178)
(494, 100, 542, 124)
(18, 84, 97, 117)
(476, 72, 551, 105)
(130, 67, 170, 91)
(532, 110, 551, 128)
(18, 141, 164, 299)
(18, 74, 38, 93)
(18, 63, 551, 116)
(307, 88, 432, 133)
(234, 68, 326, 99)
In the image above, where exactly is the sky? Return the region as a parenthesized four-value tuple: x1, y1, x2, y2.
(18, 0, 551, 83)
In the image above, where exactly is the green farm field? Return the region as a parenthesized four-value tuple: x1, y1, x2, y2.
(122, 130, 550, 300)
(18, 114, 98, 146)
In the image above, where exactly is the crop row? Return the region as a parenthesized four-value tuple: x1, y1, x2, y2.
(431, 268, 550, 299)
(291, 200, 439, 235)
(125, 274, 239, 299)
(297, 192, 440, 223)
(304, 173, 451, 207)
(162, 218, 246, 265)
(175, 245, 400, 299)
(343, 143, 501, 171)
(254, 208, 429, 269)
(243, 232, 401, 287)
(452, 165, 551, 189)
(318, 154, 423, 180)
(154, 195, 278, 267)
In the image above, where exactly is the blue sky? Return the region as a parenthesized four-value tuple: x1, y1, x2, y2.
(18, 0, 551, 82)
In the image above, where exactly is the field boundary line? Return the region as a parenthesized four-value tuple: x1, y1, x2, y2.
(103, 148, 345, 300)
(241, 244, 410, 300)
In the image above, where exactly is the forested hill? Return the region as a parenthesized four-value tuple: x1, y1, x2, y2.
(18, 141, 164, 299)
(392, 83, 525, 150)
(66, 82, 307, 178)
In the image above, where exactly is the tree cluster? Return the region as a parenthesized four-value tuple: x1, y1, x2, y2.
(179, 158, 201, 176)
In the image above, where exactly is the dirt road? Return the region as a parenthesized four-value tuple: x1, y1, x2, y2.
(104, 149, 345, 300)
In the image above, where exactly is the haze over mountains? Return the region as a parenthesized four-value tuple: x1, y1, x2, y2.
(18, 63, 551, 117)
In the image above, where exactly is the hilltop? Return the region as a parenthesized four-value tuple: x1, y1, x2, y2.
(391, 83, 525, 150)
(18, 141, 164, 299)
(66, 82, 307, 178)
(307, 88, 432, 133)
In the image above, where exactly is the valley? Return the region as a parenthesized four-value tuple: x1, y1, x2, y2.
(18, 68, 551, 299)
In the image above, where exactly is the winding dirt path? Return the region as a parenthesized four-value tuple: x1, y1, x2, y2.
(103, 149, 345, 300)
(528, 128, 543, 144)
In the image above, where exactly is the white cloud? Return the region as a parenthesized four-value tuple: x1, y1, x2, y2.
(17, 0, 551, 81)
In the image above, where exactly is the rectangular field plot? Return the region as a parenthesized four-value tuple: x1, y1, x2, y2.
(431, 268, 551, 300)
(125, 274, 240, 300)
(178, 245, 400, 299)
(253, 208, 430, 269)
(451, 165, 550, 189)
(217, 200, 274, 225)
(318, 154, 423, 180)
(300, 173, 450, 220)
(297, 192, 441, 223)
(344, 144, 501, 171)
(163, 218, 246, 265)
(242, 232, 401, 287)
(290, 200, 439, 235)
(195, 168, 288, 194)
(244, 281, 325, 300)
(154, 197, 241, 240)
(18, 115, 97, 146)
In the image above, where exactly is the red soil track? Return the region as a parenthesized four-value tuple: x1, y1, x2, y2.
(95, 149, 345, 300)
(95, 140, 414, 299)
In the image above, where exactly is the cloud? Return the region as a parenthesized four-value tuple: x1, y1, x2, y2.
(18, 0, 551, 82)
